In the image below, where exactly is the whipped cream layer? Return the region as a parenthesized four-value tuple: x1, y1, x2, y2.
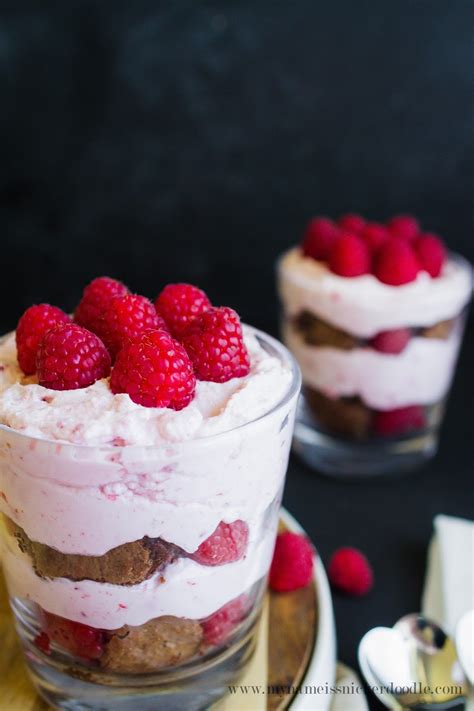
(0, 327, 297, 557)
(0, 330, 292, 446)
(3, 523, 275, 628)
(278, 248, 472, 338)
(284, 323, 462, 410)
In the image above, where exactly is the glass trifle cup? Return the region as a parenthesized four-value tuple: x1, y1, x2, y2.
(0, 327, 300, 710)
(277, 217, 472, 477)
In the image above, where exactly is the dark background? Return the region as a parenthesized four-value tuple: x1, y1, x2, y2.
(1, 2, 473, 708)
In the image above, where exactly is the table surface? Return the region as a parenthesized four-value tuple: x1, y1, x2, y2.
(283, 312, 474, 710)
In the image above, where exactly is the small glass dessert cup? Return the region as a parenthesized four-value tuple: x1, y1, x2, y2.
(0, 329, 300, 710)
(277, 215, 472, 477)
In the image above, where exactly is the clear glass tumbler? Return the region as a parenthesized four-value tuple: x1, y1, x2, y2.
(0, 329, 300, 710)
(277, 248, 472, 477)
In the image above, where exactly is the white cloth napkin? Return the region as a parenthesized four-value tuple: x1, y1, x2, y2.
(422, 513, 474, 636)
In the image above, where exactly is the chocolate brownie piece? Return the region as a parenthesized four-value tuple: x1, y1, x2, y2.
(294, 311, 358, 350)
(420, 319, 455, 340)
(101, 616, 203, 673)
(304, 387, 372, 439)
(7, 518, 179, 585)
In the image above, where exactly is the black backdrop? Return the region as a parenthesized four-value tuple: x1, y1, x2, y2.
(1, 2, 473, 709)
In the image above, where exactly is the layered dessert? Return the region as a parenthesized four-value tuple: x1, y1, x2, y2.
(0, 279, 298, 685)
(278, 214, 471, 441)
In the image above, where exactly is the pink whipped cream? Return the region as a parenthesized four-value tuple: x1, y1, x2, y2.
(278, 248, 472, 338)
(0, 327, 297, 624)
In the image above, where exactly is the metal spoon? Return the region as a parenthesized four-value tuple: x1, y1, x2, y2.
(359, 613, 465, 709)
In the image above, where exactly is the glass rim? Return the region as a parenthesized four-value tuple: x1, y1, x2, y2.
(0, 325, 301, 452)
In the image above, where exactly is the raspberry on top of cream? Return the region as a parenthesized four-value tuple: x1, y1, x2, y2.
(0, 326, 292, 447)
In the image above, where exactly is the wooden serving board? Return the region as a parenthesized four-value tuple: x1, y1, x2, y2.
(0, 524, 317, 711)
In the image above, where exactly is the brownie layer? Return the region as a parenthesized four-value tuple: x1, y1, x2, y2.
(101, 615, 204, 673)
(293, 311, 455, 350)
(304, 386, 440, 440)
(6, 518, 181, 585)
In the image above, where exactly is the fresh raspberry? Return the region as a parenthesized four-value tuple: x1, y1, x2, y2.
(74, 277, 129, 337)
(191, 520, 249, 566)
(34, 631, 51, 655)
(387, 214, 420, 241)
(302, 217, 340, 260)
(338, 213, 366, 233)
(201, 594, 249, 646)
(42, 611, 105, 660)
(155, 283, 211, 337)
(328, 547, 374, 596)
(16, 304, 71, 375)
(110, 328, 196, 409)
(374, 239, 419, 285)
(373, 405, 425, 436)
(269, 531, 314, 593)
(415, 233, 446, 278)
(328, 233, 371, 277)
(370, 328, 412, 354)
(37, 324, 111, 391)
(180, 306, 250, 383)
(101, 293, 167, 359)
(361, 223, 389, 251)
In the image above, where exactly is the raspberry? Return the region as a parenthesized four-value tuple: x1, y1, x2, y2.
(415, 233, 446, 278)
(328, 233, 371, 277)
(370, 328, 412, 354)
(42, 611, 105, 660)
(180, 306, 250, 383)
(302, 217, 340, 260)
(338, 213, 366, 233)
(373, 405, 425, 436)
(110, 328, 196, 409)
(34, 631, 51, 655)
(387, 214, 420, 241)
(269, 531, 314, 593)
(74, 277, 129, 336)
(191, 520, 249, 566)
(201, 594, 249, 646)
(328, 547, 373, 596)
(37, 324, 111, 391)
(101, 293, 167, 359)
(374, 239, 419, 285)
(16, 304, 71, 375)
(361, 223, 389, 251)
(155, 283, 211, 337)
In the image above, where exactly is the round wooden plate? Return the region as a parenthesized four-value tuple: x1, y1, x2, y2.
(0, 509, 336, 710)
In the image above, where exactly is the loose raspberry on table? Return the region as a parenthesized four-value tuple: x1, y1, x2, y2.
(373, 239, 419, 285)
(387, 214, 420, 241)
(16, 304, 71, 375)
(180, 306, 250, 383)
(101, 293, 167, 359)
(42, 611, 105, 660)
(370, 328, 412, 354)
(37, 324, 111, 391)
(338, 213, 366, 234)
(328, 233, 371, 277)
(269, 531, 314, 592)
(201, 594, 249, 646)
(415, 233, 446, 278)
(74, 277, 129, 337)
(302, 217, 340, 260)
(110, 328, 196, 409)
(361, 223, 389, 251)
(373, 404, 425, 436)
(191, 520, 249, 566)
(155, 283, 211, 337)
(328, 547, 373, 596)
